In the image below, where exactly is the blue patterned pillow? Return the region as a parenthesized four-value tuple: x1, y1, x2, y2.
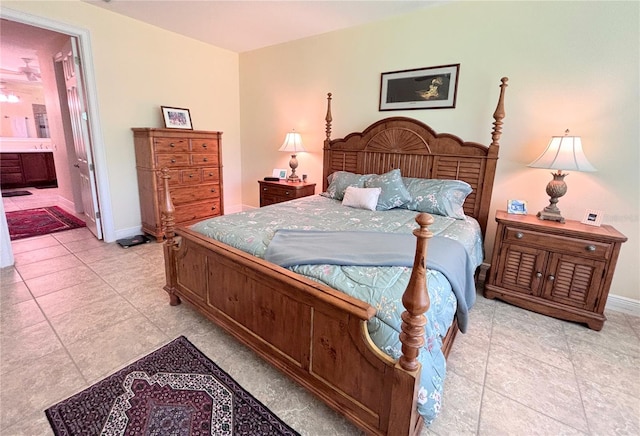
(364, 169, 412, 211)
(400, 177, 472, 219)
(321, 171, 371, 201)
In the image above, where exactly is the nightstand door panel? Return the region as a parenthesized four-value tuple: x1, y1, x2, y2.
(496, 244, 548, 296)
(542, 253, 605, 311)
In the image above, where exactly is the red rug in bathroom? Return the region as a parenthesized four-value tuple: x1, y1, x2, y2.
(6, 206, 86, 240)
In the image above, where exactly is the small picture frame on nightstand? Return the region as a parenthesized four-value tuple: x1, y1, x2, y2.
(507, 199, 528, 215)
(272, 168, 288, 180)
(581, 209, 603, 227)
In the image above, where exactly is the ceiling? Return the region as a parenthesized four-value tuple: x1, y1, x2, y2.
(82, 0, 444, 53)
(1, 1, 443, 87)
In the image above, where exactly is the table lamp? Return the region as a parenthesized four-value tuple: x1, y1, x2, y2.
(278, 130, 306, 182)
(528, 129, 596, 223)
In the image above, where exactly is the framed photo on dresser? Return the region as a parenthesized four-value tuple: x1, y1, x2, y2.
(161, 106, 193, 130)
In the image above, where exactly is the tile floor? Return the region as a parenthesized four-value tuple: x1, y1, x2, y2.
(1, 189, 639, 435)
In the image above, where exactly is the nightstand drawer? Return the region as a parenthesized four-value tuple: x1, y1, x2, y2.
(504, 227, 610, 260)
(261, 184, 297, 199)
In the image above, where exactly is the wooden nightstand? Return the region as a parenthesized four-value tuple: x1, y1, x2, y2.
(484, 210, 627, 330)
(258, 180, 316, 207)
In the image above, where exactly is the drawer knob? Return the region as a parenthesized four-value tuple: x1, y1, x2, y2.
(169, 143, 175, 147)
(536, 272, 542, 278)
(211, 206, 216, 210)
(586, 245, 596, 252)
(209, 172, 213, 176)
(171, 159, 176, 163)
(515, 232, 523, 239)
(548, 275, 555, 282)
(202, 143, 207, 148)
(203, 157, 208, 162)
(285, 191, 290, 195)
(211, 188, 216, 193)
(263, 187, 267, 191)
(189, 174, 194, 178)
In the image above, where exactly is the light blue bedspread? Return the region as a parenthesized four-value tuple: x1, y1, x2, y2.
(265, 230, 476, 333)
(190, 195, 483, 425)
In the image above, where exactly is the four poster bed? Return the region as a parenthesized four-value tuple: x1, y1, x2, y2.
(161, 77, 508, 435)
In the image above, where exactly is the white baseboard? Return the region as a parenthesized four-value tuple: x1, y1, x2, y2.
(606, 294, 640, 315)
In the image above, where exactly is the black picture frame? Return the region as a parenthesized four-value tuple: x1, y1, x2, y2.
(379, 64, 460, 111)
(161, 106, 193, 130)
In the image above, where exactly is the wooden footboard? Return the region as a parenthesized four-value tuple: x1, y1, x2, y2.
(161, 170, 432, 435)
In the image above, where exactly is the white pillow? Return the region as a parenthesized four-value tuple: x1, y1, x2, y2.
(341, 186, 382, 211)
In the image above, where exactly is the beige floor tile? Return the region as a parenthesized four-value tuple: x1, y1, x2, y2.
(64, 316, 168, 382)
(48, 293, 141, 345)
(446, 336, 489, 385)
(425, 370, 482, 435)
(568, 335, 640, 400)
(13, 244, 71, 266)
(626, 313, 640, 338)
(16, 253, 84, 280)
(0, 280, 32, 307)
(0, 299, 46, 336)
(63, 236, 112, 253)
(0, 349, 86, 430)
(36, 280, 119, 319)
(72, 242, 138, 264)
(579, 378, 640, 435)
(478, 388, 587, 436)
(1, 410, 54, 435)
(0, 265, 23, 286)
(0, 320, 63, 375)
(564, 315, 640, 358)
(492, 308, 573, 372)
(485, 344, 588, 432)
(51, 227, 94, 244)
(9, 235, 59, 254)
(24, 264, 100, 297)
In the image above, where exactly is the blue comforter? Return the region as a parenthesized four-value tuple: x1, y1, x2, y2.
(190, 195, 483, 425)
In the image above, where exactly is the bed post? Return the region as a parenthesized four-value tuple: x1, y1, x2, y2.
(322, 92, 333, 192)
(388, 212, 434, 435)
(160, 168, 181, 306)
(477, 77, 508, 235)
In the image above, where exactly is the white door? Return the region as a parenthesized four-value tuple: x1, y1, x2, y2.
(60, 38, 102, 239)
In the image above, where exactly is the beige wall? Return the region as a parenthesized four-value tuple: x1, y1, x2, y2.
(239, 1, 639, 302)
(3, 0, 242, 237)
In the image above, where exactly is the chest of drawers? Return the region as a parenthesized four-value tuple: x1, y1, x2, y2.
(484, 210, 627, 330)
(132, 128, 223, 240)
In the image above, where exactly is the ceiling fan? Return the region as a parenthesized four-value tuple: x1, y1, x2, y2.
(0, 58, 42, 82)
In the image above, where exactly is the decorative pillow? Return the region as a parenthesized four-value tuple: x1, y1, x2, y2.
(364, 169, 412, 211)
(321, 171, 371, 201)
(341, 186, 382, 211)
(400, 177, 472, 219)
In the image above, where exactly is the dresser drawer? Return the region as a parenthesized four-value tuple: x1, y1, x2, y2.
(154, 137, 190, 153)
(202, 167, 220, 182)
(178, 169, 202, 184)
(190, 153, 219, 166)
(174, 200, 222, 223)
(261, 184, 297, 199)
(191, 139, 219, 153)
(504, 227, 611, 260)
(156, 154, 190, 168)
(170, 184, 221, 205)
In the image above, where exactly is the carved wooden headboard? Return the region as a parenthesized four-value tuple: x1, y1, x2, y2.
(322, 77, 508, 237)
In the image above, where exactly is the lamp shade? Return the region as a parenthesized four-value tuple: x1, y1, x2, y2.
(528, 130, 596, 172)
(278, 131, 306, 153)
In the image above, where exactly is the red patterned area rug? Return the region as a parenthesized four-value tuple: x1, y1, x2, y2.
(45, 336, 299, 436)
(6, 206, 86, 240)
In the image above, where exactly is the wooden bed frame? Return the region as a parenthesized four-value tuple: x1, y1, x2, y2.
(161, 77, 508, 435)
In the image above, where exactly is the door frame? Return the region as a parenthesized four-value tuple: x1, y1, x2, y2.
(1, 7, 114, 242)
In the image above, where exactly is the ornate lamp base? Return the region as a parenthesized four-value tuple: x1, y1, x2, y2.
(287, 154, 300, 182)
(537, 170, 568, 224)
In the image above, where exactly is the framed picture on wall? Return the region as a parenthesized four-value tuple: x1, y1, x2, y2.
(161, 106, 193, 130)
(379, 64, 460, 111)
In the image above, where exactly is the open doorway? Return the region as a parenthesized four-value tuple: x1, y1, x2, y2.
(0, 11, 109, 246)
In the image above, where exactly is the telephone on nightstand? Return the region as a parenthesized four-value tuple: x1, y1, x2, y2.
(264, 177, 280, 181)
